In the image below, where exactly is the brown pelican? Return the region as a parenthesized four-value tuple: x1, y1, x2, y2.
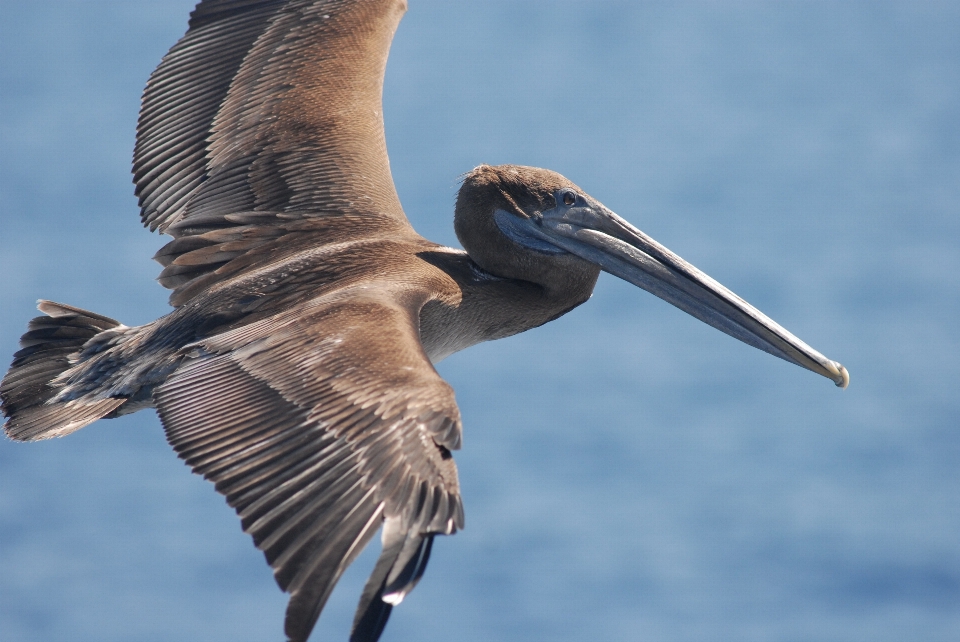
(0, 1, 848, 641)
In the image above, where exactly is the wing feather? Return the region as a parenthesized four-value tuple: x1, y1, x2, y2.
(154, 294, 463, 642)
(135, 1, 287, 230)
(135, 0, 414, 307)
(133, 0, 411, 270)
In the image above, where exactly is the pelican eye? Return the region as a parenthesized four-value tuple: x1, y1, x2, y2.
(562, 191, 577, 206)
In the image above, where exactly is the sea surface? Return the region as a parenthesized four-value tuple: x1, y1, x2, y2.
(1, 2, 958, 641)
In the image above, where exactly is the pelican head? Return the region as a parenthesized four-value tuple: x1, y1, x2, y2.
(455, 164, 849, 388)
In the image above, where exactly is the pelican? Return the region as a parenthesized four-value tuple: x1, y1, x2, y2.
(0, 1, 848, 641)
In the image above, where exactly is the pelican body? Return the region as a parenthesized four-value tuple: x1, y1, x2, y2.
(0, 2, 847, 641)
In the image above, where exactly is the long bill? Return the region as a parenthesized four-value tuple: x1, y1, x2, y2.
(535, 202, 849, 388)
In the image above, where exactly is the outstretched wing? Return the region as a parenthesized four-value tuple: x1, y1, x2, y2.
(154, 292, 464, 642)
(135, 0, 413, 306)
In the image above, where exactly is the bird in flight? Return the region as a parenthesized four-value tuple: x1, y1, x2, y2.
(1, 1, 847, 641)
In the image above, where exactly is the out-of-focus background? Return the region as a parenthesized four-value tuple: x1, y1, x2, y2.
(1, 2, 957, 641)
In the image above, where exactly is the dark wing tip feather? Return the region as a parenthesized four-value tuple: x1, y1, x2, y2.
(351, 598, 393, 642)
(189, 0, 287, 29)
(350, 529, 435, 642)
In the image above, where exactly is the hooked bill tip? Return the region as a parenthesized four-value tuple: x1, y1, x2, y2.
(834, 363, 850, 389)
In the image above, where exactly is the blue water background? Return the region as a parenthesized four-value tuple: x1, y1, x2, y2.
(1, 2, 958, 640)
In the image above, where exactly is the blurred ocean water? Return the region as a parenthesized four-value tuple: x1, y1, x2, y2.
(1, 2, 957, 641)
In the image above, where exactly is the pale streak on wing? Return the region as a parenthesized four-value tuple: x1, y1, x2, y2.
(134, 0, 413, 305)
(153, 293, 463, 642)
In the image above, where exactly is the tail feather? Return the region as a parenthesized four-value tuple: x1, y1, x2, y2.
(2, 300, 126, 441)
(6, 398, 126, 442)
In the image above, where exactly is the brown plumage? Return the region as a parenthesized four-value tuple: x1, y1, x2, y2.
(1, 2, 848, 642)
